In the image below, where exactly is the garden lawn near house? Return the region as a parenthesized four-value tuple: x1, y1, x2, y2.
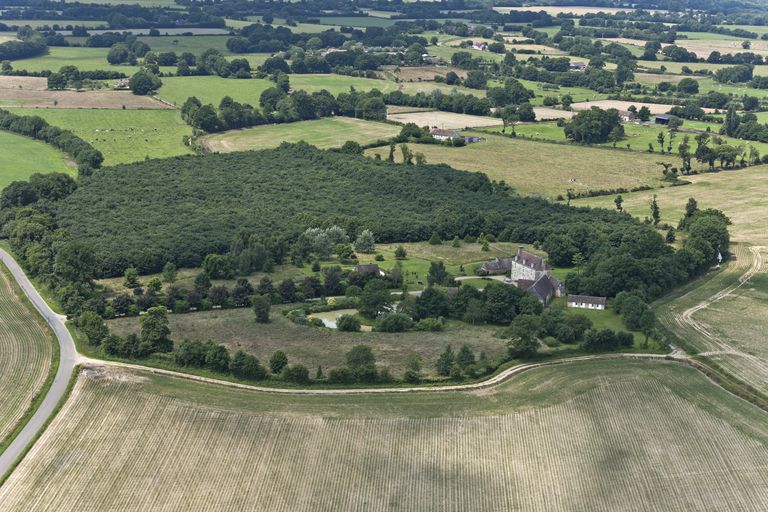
(0, 130, 73, 189)
(200, 117, 401, 152)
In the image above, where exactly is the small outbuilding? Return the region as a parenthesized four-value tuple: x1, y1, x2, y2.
(654, 114, 672, 125)
(567, 294, 607, 310)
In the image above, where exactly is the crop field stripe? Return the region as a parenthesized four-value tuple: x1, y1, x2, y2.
(0, 263, 54, 450)
(1, 365, 767, 511)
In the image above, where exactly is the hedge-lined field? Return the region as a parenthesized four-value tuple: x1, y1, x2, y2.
(0, 130, 73, 190)
(1, 360, 766, 511)
(0, 263, 54, 450)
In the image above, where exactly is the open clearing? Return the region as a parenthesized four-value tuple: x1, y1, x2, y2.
(1, 360, 766, 511)
(387, 110, 502, 129)
(366, 133, 665, 198)
(201, 117, 400, 152)
(0, 85, 171, 110)
(0, 263, 54, 451)
(11, 108, 193, 165)
(0, 130, 73, 189)
(106, 305, 507, 377)
(570, 100, 717, 115)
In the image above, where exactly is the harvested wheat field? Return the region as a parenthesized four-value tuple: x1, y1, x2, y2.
(1, 360, 766, 511)
(394, 66, 467, 82)
(570, 99, 716, 115)
(533, 107, 575, 120)
(387, 110, 502, 129)
(0, 263, 54, 450)
(0, 76, 48, 91)
(0, 87, 172, 109)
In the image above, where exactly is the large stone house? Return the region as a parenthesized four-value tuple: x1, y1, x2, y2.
(479, 246, 565, 305)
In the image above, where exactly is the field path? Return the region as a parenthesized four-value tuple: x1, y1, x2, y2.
(674, 246, 768, 384)
(0, 249, 80, 477)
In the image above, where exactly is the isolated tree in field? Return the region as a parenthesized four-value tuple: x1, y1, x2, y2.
(456, 345, 475, 371)
(147, 277, 162, 294)
(436, 345, 455, 376)
(269, 350, 288, 374)
(129, 70, 162, 95)
(394, 245, 407, 259)
(678, 135, 692, 173)
(77, 311, 108, 345)
(614, 194, 624, 212)
(354, 229, 375, 253)
(123, 266, 140, 289)
(649, 195, 660, 225)
(684, 197, 699, 220)
(666, 227, 676, 243)
(414, 152, 427, 166)
(387, 142, 395, 162)
(193, 271, 212, 295)
(428, 231, 442, 245)
(427, 261, 450, 286)
(403, 354, 422, 383)
(252, 294, 271, 323)
(657, 131, 665, 153)
(400, 144, 413, 165)
(140, 306, 172, 353)
(346, 345, 377, 382)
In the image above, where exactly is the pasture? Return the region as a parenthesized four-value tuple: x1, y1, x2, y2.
(11, 108, 193, 165)
(569, 100, 716, 115)
(1, 360, 767, 510)
(201, 117, 400, 152)
(366, 133, 666, 198)
(157, 76, 275, 107)
(0, 130, 73, 189)
(8, 47, 142, 74)
(386, 110, 502, 129)
(0, 86, 171, 110)
(0, 263, 55, 452)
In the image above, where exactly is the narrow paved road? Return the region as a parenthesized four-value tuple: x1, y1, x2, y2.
(0, 249, 79, 477)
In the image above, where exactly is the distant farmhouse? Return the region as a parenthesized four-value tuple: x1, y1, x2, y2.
(430, 128, 484, 144)
(618, 110, 637, 123)
(354, 264, 385, 277)
(478, 246, 565, 304)
(472, 41, 488, 51)
(569, 61, 587, 71)
(567, 295, 606, 310)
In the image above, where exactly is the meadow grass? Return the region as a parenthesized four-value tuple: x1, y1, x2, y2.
(0, 130, 73, 188)
(367, 132, 666, 198)
(11, 108, 193, 165)
(9, 47, 142, 74)
(202, 117, 401, 152)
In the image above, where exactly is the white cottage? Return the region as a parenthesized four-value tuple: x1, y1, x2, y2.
(567, 294, 606, 310)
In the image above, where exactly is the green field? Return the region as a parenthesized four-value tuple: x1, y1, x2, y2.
(318, 16, 396, 27)
(156, 76, 275, 106)
(0, 19, 107, 29)
(11, 108, 193, 165)
(9, 47, 142, 74)
(515, 79, 610, 104)
(367, 132, 666, 198)
(202, 117, 401, 152)
(1, 360, 766, 510)
(0, 263, 55, 453)
(0, 130, 73, 189)
(136, 35, 236, 54)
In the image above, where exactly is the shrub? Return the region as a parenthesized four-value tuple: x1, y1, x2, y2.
(414, 317, 445, 332)
(336, 314, 361, 332)
(374, 313, 413, 332)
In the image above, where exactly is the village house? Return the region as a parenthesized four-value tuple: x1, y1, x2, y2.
(569, 61, 587, 71)
(421, 53, 442, 64)
(567, 294, 606, 310)
(430, 128, 462, 141)
(471, 41, 488, 51)
(479, 246, 565, 305)
(618, 110, 637, 123)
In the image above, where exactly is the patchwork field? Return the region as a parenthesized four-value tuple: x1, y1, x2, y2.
(570, 100, 716, 115)
(11, 108, 193, 165)
(0, 130, 73, 189)
(156, 76, 274, 107)
(8, 47, 142, 74)
(201, 117, 400, 152)
(366, 133, 665, 198)
(1, 360, 766, 511)
(0, 263, 55, 452)
(386, 110, 502, 129)
(0, 88, 170, 109)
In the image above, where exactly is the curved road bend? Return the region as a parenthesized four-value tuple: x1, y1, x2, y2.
(0, 249, 79, 477)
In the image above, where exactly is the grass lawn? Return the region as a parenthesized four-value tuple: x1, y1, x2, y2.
(427, 44, 506, 63)
(11, 108, 193, 165)
(136, 35, 235, 54)
(289, 74, 399, 95)
(202, 117, 401, 152)
(0, 130, 73, 188)
(156, 75, 275, 107)
(366, 132, 666, 198)
(515, 78, 610, 104)
(10, 47, 142, 74)
(2, 359, 767, 510)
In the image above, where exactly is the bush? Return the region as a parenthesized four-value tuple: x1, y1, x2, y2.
(336, 314, 361, 332)
(282, 364, 310, 384)
(414, 317, 445, 332)
(374, 313, 413, 332)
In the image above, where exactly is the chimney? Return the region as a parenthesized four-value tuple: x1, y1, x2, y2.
(517, 246, 524, 258)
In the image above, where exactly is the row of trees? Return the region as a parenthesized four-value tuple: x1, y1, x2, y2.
(0, 109, 103, 174)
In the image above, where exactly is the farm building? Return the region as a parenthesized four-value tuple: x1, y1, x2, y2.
(463, 135, 483, 143)
(472, 41, 488, 51)
(567, 295, 606, 310)
(113, 78, 130, 90)
(421, 53, 442, 64)
(570, 61, 587, 71)
(354, 264, 385, 277)
(654, 114, 672, 125)
(430, 128, 462, 141)
(479, 247, 565, 304)
(618, 110, 637, 123)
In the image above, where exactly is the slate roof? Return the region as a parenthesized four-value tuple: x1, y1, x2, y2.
(567, 294, 606, 306)
(528, 275, 555, 304)
(355, 264, 381, 274)
(514, 248, 550, 272)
